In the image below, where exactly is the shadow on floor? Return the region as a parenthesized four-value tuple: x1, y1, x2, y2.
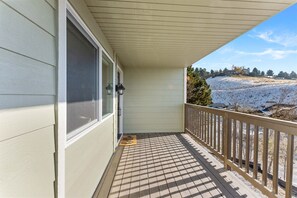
(108, 133, 249, 198)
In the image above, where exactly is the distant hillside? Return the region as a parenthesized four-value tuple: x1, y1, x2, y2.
(206, 76, 297, 110)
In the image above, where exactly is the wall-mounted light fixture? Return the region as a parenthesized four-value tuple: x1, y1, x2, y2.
(116, 83, 125, 95)
(105, 83, 113, 95)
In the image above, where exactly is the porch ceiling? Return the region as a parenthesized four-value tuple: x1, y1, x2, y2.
(85, 0, 296, 68)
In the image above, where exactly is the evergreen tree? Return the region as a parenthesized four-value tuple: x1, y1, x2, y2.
(290, 71, 297, 79)
(266, 70, 274, 76)
(284, 72, 290, 79)
(251, 67, 260, 76)
(223, 68, 228, 75)
(278, 71, 285, 78)
(187, 66, 212, 106)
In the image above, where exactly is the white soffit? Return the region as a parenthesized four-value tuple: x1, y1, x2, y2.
(85, 0, 297, 68)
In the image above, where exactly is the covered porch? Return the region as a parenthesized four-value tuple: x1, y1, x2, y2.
(2, 0, 297, 197)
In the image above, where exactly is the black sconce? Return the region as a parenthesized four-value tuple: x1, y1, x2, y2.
(116, 83, 125, 95)
(105, 83, 113, 95)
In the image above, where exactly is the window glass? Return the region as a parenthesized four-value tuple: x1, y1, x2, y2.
(67, 18, 99, 135)
(102, 53, 114, 116)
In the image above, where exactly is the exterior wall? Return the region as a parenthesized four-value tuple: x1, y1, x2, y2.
(65, 117, 114, 197)
(65, 1, 116, 197)
(124, 67, 184, 133)
(0, 0, 56, 197)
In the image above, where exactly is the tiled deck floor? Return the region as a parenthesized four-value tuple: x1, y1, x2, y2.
(108, 133, 263, 198)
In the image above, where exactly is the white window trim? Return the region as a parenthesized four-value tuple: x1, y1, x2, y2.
(62, 2, 115, 147)
(66, 113, 114, 147)
(57, 1, 116, 197)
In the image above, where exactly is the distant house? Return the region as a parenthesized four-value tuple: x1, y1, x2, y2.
(242, 68, 250, 75)
(225, 70, 236, 76)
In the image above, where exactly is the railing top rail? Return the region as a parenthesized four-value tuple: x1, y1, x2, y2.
(185, 103, 297, 134)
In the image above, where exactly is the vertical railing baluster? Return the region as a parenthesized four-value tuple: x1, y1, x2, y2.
(262, 128, 268, 186)
(222, 116, 225, 154)
(184, 104, 187, 132)
(204, 112, 207, 142)
(285, 134, 294, 198)
(199, 110, 202, 139)
(272, 131, 280, 194)
(218, 116, 221, 153)
(214, 115, 217, 150)
(200, 111, 202, 138)
(207, 113, 210, 144)
(210, 114, 213, 147)
(239, 121, 243, 168)
(233, 120, 237, 164)
(253, 126, 259, 179)
(208, 113, 211, 145)
(196, 110, 200, 137)
(245, 123, 250, 173)
(195, 110, 199, 137)
(202, 111, 204, 140)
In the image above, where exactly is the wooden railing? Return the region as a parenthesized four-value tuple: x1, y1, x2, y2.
(185, 103, 297, 198)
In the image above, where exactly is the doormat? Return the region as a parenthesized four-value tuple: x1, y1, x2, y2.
(120, 135, 137, 146)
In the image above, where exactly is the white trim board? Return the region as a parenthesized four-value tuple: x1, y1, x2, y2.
(57, 1, 67, 197)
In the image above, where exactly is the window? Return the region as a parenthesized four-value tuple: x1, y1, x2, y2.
(102, 53, 114, 117)
(66, 18, 99, 137)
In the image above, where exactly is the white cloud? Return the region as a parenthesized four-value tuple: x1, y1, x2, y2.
(255, 31, 297, 47)
(236, 49, 297, 59)
(218, 46, 234, 54)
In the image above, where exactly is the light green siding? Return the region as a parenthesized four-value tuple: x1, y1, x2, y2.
(65, 1, 116, 197)
(0, 126, 55, 197)
(124, 68, 184, 133)
(0, 0, 56, 197)
(66, 116, 114, 198)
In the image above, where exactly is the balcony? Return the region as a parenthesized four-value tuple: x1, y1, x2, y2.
(95, 104, 297, 198)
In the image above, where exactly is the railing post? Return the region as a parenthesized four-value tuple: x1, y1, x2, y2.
(223, 112, 231, 170)
(272, 131, 280, 194)
(184, 104, 187, 133)
(262, 128, 269, 186)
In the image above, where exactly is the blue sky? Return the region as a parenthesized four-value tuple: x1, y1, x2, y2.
(193, 3, 297, 74)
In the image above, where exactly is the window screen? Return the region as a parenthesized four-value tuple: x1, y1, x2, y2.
(67, 18, 99, 135)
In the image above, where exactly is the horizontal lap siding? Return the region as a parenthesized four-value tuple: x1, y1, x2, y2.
(66, 117, 114, 198)
(124, 68, 184, 133)
(66, 1, 116, 197)
(0, 126, 55, 197)
(0, 1, 56, 197)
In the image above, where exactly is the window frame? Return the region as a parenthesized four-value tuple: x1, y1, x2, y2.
(64, 2, 115, 146)
(102, 51, 115, 118)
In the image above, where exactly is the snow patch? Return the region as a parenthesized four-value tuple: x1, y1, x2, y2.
(207, 76, 297, 110)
